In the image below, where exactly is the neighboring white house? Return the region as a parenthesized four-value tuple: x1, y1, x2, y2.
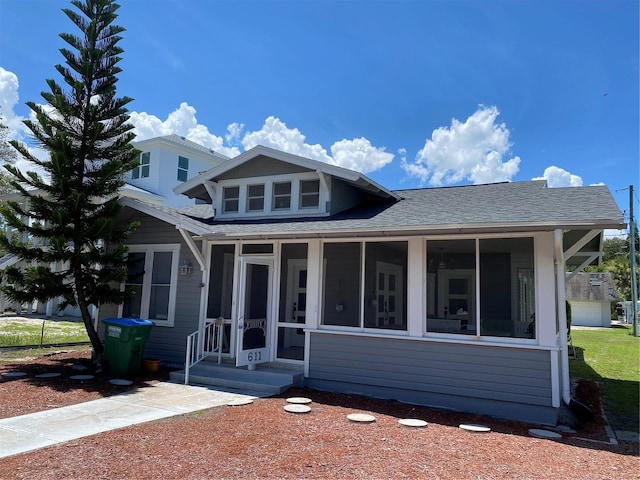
(126, 134, 229, 208)
(0, 134, 230, 315)
(565, 272, 619, 327)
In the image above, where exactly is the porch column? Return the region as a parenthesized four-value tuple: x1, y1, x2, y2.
(305, 239, 322, 330)
(407, 237, 424, 337)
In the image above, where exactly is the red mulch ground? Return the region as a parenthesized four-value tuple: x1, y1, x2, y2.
(0, 349, 638, 479)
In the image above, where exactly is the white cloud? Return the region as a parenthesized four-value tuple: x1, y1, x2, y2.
(533, 166, 583, 187)
(225, 122, 245, 145)
(128, 102, 241, 158)
(402, 105, 520, 186)
(329, 138, 394, 173)
(0, 67, 24, 136)
(241, 116, 332, 163)
(241, 116, 393, 173)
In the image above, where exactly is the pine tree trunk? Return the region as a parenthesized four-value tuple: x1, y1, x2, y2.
(77, 287, 103, 366)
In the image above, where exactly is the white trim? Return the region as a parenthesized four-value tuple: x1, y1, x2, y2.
(306, 328, 561, 351)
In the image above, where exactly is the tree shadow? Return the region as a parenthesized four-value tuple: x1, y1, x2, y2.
(571, 345, 639, 436)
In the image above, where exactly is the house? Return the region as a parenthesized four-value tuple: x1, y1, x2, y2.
(126, 134, 229, 207)
(97, 145, 626, 425)
(566, 272, 619, 327)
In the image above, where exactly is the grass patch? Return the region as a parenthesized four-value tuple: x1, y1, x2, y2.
(0, 345, 91, 364)
(0, 320, 89, 347)
(570, 325, 640, 433)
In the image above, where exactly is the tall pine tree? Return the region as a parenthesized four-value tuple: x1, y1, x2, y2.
(0, 0, 138, 363)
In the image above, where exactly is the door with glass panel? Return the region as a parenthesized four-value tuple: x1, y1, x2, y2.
(236, 257, 272, 368)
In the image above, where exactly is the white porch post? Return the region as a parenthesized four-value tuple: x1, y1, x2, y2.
(554, 229, 572, 406)
(407, 237, 424, 337)
(304, 239, 322, 377)
(536, 232, 561, 408)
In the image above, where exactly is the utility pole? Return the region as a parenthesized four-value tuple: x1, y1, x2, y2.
(630, 185, 638, 337)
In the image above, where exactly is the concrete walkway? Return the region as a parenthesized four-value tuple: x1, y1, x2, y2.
(0, 382, 260, 459)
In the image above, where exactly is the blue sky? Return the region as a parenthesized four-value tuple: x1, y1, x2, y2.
(0, 0, 637, 233)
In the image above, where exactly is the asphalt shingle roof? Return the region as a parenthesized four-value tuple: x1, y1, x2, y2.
(170, 181, 624, 239)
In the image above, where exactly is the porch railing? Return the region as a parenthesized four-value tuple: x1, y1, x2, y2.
(184, 317, 225, 384)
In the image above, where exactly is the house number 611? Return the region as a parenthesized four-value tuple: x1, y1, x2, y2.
(247, 351, 262, 362)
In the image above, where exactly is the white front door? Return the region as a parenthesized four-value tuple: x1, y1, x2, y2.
(236, 257, 273, 368)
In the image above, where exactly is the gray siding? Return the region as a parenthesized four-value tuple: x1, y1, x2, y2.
(307, 333, 556, 424)
(218, 156, 311, 180)
(98, 212, 203, 367)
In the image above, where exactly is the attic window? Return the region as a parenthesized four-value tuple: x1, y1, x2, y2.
(247, 184, 265, 212)
(300, 179, 320, 208)
(273, 181, 291, 210)
(223, 186, 239, 213)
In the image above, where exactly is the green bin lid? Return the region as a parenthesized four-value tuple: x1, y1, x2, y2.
(103, 317, 155, 327)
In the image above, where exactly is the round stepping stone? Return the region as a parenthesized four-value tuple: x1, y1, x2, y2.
(284, 404, 311, 414)
(529, 428, 562, 439)
(35, 372, 61, 378)
(70, 374, 94, 380)
(398, 418, 428, 428)
(109, 379, 133, 386)
(286, 397, 312, 404)
(347, 413, 376, 423)
(459, 423, 491, 433)
(71, 364, 88, 371)
(1, 372, 27, 378)
(227, 398, 254, 407)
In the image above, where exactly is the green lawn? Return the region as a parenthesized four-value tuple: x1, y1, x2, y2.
(569, 325, 640, 433)
(0, 319, 89, 347)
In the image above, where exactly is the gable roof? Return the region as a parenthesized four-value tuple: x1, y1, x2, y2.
(173, 180, 625, 239)
(174, 145, 400, 202)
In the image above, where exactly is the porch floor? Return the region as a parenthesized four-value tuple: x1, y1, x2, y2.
(170, 360, 304, 395)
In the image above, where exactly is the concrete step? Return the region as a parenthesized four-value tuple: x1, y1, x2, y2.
(170, 362, 303, 395)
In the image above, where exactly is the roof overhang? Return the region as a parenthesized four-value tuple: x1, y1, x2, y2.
(173, 145, 400, 202)
(118, 197, 210, 236)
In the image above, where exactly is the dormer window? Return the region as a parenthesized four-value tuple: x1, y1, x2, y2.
(273, 181, 291, 210)
(132, 152, 150, 179)
(247, 184, 265, 212)
(177, 156, 189, 182)
(300, 179, 320, 208)
(223, 186, 240, 213)
(215, 175, 326, 219)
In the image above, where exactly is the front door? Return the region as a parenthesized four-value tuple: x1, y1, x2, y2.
(236, 257, 273, 368)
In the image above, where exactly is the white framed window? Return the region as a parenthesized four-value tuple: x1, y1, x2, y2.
(177, 156, 189, 182)
(223, 186, 240, 213)
(121, 244, 180, 327)
(247, 183, 265, 212)
(216, 174, 325, 218)
(272, 181, 291, 210)
(132, 152, 150, 179)
(300, 179, 320, 208)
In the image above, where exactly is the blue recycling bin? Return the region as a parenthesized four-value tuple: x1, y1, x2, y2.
(102, 318, 155, 376)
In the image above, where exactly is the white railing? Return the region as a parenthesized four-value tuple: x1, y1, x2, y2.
(184, 317, 225, 384)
